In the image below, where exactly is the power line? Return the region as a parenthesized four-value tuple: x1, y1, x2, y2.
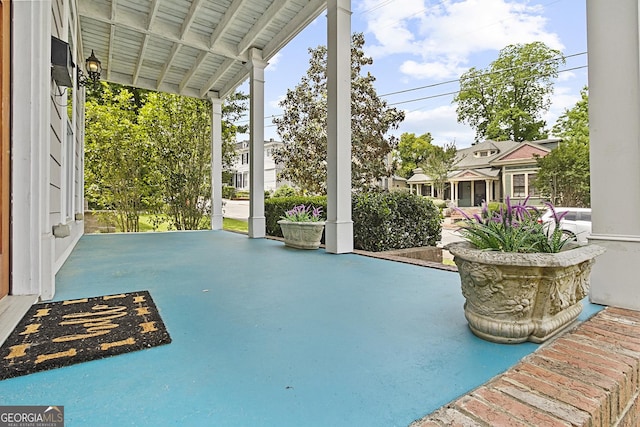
(379, 51, 586, 98)
(237, 59, 587, 124)
(387, 65, 587, 107)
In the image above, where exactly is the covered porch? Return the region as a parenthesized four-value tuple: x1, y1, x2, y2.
(0, 230, 603, 425)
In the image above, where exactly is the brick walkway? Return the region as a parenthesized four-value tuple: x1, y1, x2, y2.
(412, 307, 640, 426)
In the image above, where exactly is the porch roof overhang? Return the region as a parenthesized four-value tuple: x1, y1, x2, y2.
(449, 167, 500, 181)
(78, 0, 326, 99)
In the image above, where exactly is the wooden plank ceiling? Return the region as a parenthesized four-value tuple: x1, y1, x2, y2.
(78, 0, 326, 99)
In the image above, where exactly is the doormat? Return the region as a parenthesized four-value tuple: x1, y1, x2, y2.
(0, 290, 171, 380)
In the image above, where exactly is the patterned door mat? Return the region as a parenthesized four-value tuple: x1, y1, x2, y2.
(0, 290, 171, 380)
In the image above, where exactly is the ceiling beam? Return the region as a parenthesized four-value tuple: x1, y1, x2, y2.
(78, 0, 246, 62)
(262, 0, 325, 60)
(209, 0, 243, 50)
(157, 42, 181, 88)
(133, 0, 161, 86)
(181, 0, 205, 39)
(147, 0, 161, 29)
(237, 0, 288, 55)
(199, 57, 234, 98)
(179, 50, 208, 94)
(206, 0, 291, 98)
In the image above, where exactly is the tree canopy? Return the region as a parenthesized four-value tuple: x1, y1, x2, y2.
(85, 85, 159, 232)
(454, 42, 565, 143)
(84, 82, 248, 230)
(272, 32, 405, 194)
(536, 87, 590, 207)
(396, 132, 435, 178)
(421, 142, 458, 199)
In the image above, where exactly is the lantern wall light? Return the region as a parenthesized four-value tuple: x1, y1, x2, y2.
(78, 50, 102, 87)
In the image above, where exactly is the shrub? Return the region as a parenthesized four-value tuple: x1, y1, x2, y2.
(222, 185, 236, 200)
(352, 191, 441, 252)
(487, 201, 506, 214)
(272, 185, 297, 198)
(265, 196, 327, 237)
(426, 197, 447, 209)
(265, 192, 442, 251)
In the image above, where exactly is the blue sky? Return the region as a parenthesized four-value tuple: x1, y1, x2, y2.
(237, 0, 587, 149)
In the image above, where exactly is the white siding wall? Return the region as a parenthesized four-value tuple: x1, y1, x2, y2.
(52, 0, 84, 272)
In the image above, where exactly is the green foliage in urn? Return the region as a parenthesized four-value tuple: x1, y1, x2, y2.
(457, 197, 572, 253)
(281, 205, 325, 222)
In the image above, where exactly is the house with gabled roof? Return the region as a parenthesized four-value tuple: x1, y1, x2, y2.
(407, 138, 561, 207)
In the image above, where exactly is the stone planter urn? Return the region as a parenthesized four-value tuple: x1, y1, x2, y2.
(277, 220, 325, 250)
(446, 241, 606, 343)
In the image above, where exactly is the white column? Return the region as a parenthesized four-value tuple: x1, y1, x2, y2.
(209, 96, 223, 230)
(485, 180, 491, 202)
(452, 182, 457, 205)
(248, 48, 267, 238)
(587, 0, 640, 310)
(470, 181, 475, 206)
(325, 0, 353, 254)
(11, 0, 53, 298)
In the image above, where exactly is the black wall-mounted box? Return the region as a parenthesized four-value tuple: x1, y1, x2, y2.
(51, 36, 73, 87)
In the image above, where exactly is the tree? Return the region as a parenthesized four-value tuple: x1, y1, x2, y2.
(273, 33, 405, 194)
(422, 142, 458, 199)
(85, 85, 160, 232)
(551, 86, 589, 145)
(139, 93, 215, 230)
(396, 132, 435, 178)
(536, 87, 590, 207)
(85, 82, 248, 231)
(455, 42, 565, 143)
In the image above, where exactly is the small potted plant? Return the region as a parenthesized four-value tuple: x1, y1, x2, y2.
(277, 204, 326, 250)
(446, 197, 605, 344)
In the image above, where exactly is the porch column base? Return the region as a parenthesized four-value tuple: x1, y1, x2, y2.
(249, 217, 266, 239)
(325, 220, 353, 254)
(588, 234, 640, 311)
(211, 214, 223, 230)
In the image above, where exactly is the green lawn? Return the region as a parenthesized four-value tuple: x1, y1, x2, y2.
(134, 215, 247, 234)
(222, 218, 248, 233)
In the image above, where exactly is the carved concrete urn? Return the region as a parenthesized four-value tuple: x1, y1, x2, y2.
(446, 241, 605, 343)
(277, 220, 325, 250)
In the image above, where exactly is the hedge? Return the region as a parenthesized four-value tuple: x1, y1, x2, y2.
(352, 191, 441, 252)
(265, 196, 327, 237)
(265, 192, 442, 252)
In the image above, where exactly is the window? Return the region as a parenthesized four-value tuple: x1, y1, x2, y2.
(527, 173, 538, 196)
(513, 174, 525, 197)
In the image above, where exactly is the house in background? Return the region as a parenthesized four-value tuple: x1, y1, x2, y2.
(231, 139, 289, 193)
(407, 138, 560, 207)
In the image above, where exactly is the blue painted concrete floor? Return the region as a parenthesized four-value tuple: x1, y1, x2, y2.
(0, 231, 602, 426)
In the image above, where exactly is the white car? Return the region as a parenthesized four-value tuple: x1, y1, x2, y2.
(538, 207, 592, 244)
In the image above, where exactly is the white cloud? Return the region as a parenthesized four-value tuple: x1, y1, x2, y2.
(268, 94, 286, 110)
(399, 60, 466, 80)
(544, 85, 582, 134)
(266, 52, 282, 71)
(362, 0, 564, 80)
(396, 104, 476, 148)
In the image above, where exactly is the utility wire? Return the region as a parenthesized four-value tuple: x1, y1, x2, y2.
(237, 58, 586, 124)
(387, 65, 587, 107)
(379, 51, 586, 97)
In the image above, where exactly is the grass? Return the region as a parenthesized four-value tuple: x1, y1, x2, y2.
(137, 215, 248, 233)
(222, 218, 248, 233)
